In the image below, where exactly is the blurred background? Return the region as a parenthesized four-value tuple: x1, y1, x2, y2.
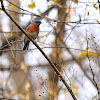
(0, 0, 100, 100)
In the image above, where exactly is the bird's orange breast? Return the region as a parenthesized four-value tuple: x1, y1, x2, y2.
(25, 24, 39, 40)
(27, 24, 39, 34)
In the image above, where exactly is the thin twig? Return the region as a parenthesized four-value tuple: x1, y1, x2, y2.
(5, 0, 100, 25)
(86, 29, 99, 94)
(2, 31, 15, 62)
(2, 29, 16, 93)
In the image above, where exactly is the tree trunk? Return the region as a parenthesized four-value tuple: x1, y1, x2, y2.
(49, 0, 67, 99)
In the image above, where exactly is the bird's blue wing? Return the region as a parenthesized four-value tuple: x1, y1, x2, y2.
(26, 24, 31, 32)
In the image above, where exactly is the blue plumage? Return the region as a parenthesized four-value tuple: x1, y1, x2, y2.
(23, 37, 29, 50)
(26, 24, 31, 32)
(33, 20, 41, 25)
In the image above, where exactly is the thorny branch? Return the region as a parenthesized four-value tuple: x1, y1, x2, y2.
(0, 0, 77, 100)
(86, 30, 99, 94)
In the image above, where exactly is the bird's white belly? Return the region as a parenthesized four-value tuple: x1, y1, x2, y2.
(30, 33, 38, 40)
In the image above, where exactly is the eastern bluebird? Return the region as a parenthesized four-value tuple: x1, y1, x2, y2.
(23, 20, 41, 50)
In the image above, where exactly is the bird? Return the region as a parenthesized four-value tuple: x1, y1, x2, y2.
(23, 20, 41, 50)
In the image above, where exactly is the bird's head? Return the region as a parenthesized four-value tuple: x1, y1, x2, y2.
(33, 20, 41, 26)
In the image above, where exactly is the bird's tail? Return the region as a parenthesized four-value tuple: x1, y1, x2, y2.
(23, 39, 30, 50)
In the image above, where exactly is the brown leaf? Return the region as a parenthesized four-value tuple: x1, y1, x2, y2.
(87, 12, 89, 16)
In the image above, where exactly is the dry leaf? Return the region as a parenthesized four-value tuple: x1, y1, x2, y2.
(8, 5, 14, 10)
(28, 3, 35, 9)
(81, 52, 98, 58)
(93, 4, 98, 10)
(84, 47, 89, 51)
(97, 20, 100, 24)
(93, 4, 96, 7)
(73, 0, 78, 3)
(65, 21, 72, 27)
(87, 12, 89, 16)
(51, 0, 59, 2)
(46, 34, 48, 37)
(47, 4, 53, 7)
(10, 32, 13, 38)
(81, 47, 98, 59)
